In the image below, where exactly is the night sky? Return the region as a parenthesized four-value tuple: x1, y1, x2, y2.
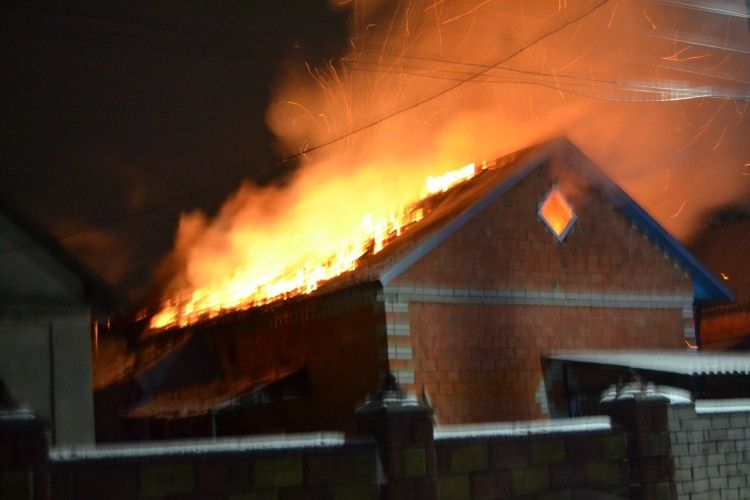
(2, 1, 749, 305)
(1, 2, 349, 301)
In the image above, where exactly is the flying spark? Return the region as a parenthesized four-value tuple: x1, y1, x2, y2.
(712, 125, 727, 150)
(669, 200, 686, 218)
(607, 2, 618, 29)
(661, 47, 711, 62)
(643, 10, 656, 30)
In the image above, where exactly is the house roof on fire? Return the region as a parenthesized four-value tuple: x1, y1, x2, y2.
(318, 138, 732, 302)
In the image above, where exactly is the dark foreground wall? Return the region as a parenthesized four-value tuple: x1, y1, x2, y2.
(49, 435, 378, 500)
(15, 391, 749, 499)
(3, 390, 637, 500)
(0, 410, 49, 500)
(45, 423, 628, 500)
(434, 427, 627, 498)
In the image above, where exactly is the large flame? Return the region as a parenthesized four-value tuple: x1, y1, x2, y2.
(150, 162, 477, 329)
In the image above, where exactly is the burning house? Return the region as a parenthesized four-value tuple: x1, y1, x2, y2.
(98, 138, 735, 440)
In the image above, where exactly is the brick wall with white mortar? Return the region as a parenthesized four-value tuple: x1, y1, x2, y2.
(668, 401, 750, 500)
(388, 161, 694, 423)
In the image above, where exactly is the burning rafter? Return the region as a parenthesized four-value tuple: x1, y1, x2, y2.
(149, 162, 480, 330)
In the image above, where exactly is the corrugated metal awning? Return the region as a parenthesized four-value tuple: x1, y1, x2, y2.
(549, 350, 750, 376)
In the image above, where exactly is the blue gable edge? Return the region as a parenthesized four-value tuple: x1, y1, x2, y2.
(566, 146, 734, 303)
(611, 191, 733, 302)
(380, 139, 734, 303)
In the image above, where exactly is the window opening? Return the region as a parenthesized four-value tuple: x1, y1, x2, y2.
(538, 188, 576, 242)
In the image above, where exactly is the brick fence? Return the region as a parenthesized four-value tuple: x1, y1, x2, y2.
(4, 390, 750, 499)
(432, 419, 627, 498)
(600, 392, 676, 499)
(668, 399, 750, 499)
(48, 434, 377, 500)
(42, 419, 628, 500)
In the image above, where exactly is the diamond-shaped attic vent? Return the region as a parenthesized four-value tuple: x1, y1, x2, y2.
(538, 189, 576, 242)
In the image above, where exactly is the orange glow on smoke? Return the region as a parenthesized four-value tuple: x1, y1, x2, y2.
(539, 189, 575, 240)
(149, 1, 750, 331)
(149, 163, 477, 330)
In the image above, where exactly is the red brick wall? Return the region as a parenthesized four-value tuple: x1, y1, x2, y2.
(389, 159, 692, 423)
(410, 303, 683, 423)
(201, 283, 387, 431)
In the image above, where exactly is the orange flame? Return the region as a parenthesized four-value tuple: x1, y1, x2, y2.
(425, 163, 477, 195)
(150, 162, 477, 330)
(539, 189, 575, 240)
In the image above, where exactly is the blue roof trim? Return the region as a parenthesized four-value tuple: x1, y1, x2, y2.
(380, 154, 546, 286)
(606, 186, 734, 301)
(563, 141, 733, 302)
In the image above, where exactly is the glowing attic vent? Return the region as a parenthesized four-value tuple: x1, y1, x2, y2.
(538, 189, 576, 242)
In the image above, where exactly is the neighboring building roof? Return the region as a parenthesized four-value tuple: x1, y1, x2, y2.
(689, 210, 750, 302)
(0, 197, 127, 313)
(549, 350, 750, 376)
(329, 138, 731, 302)
(125, 367, 308, 420)
(698, 300, 750, 351)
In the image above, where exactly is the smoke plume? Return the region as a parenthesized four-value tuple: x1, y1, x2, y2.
(155, 0, 749, 325)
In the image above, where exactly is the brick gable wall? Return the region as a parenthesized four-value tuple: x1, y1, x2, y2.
(391, 162, 690, 294)
(409, 303, 682, 422)
(384, 160, 694, 423)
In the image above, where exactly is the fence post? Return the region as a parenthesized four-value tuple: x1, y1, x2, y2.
(600, 380, 676, 499)
(0, 409, 50, 500)
(353, 375, 438, 500)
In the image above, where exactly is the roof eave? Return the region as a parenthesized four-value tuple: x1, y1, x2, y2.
(607, 186, 734, 302)
(559, 142, 734, 303)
